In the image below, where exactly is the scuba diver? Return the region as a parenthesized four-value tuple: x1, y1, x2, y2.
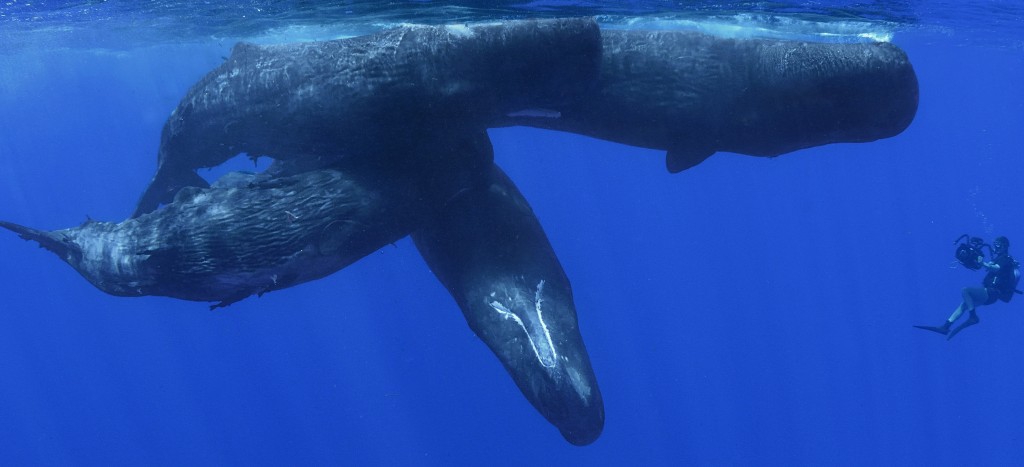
(916, 236, 1022, 340)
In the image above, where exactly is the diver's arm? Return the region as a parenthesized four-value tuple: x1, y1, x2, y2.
(983, 261, 1001, 271)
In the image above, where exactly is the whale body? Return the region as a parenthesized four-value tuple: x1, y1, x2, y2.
(414, 164, 605, 446)
(133, 17, 602, 217)
(499, 29, 919, 172)
(134, 21, 918, 218)
(4, 140, 605, 445)
(3, 17, 922, 447)
(3, 167, 426, 308)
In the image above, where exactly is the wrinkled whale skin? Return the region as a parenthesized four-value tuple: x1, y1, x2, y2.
(499, 29, 919, 172)
(3, 131, 608, 443)
(413, 164, 604, 446)
(3, 168, 426, 308)
(3, 125, 497, 308)
(134, 17, 602, 216)
(136, 22, 919, 215)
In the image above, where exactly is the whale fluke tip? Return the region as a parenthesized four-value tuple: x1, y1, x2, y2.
(0, 220, 74, 259)
(0, 220, 38, 239)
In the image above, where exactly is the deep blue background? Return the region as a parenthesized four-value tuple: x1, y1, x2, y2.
(1, 25, 1022, 466)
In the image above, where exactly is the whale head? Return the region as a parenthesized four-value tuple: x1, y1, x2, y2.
(722, 39, 919, 156)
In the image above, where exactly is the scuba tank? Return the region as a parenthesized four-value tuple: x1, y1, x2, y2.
(1012, 258, 1023, 297)
(997, 258, 1023, 302)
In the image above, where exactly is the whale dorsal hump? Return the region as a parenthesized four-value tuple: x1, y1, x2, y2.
(665, 147, 715, 173)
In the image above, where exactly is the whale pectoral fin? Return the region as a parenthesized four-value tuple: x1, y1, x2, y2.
(666, 147, 716, 173)
(412, 164, 604, 446)
(209, 292, 251, 310)
(133, 169, 211, 218)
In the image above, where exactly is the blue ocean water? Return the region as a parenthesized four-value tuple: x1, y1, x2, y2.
(1, 1, 1023, 465)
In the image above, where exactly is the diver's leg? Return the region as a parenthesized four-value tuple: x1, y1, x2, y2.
(961, 287, 980, 312)
(947, 289, 987, 340)
(948, 302, 966, 323)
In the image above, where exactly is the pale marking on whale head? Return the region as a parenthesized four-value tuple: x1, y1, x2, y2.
(566, 364, 593, 404)
(488, 279, 557, 368)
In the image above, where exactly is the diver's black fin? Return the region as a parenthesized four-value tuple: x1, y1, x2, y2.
(913, 323, 950, 336)
(946, 315, 980, 341)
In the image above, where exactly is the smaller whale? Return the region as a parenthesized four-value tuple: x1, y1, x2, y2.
(3, 167, 426, 308)
(3, 127, 495, 307)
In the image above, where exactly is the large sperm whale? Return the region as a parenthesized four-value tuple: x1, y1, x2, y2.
(2, 18, 920, 446)
(133, 17, 601, 217)
(132, 19, 917, 217)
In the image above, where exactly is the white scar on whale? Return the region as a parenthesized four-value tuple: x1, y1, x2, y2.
(488, 279, 557, 369)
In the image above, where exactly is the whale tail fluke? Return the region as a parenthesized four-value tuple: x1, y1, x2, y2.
(0, 220, 76, 261)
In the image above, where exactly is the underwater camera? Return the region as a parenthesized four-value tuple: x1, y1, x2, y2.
(954, 234, 990, 270)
